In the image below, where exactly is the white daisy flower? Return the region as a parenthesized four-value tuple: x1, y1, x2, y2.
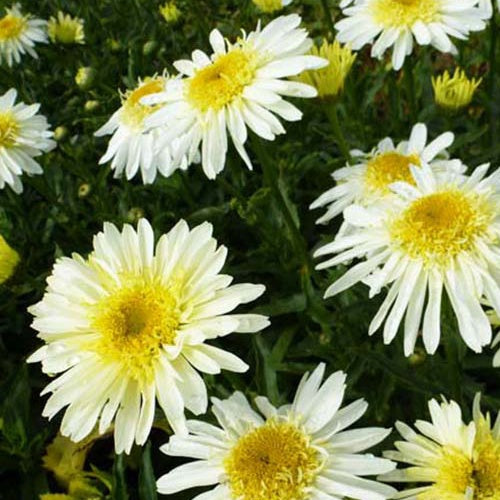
(27, 218, 269, 454)
(310, 123, 465, 225)
(0, 88, 55, 193)
(0, 3, 47, 67)
(142, 14, 327, 179)
(335, 0, 491, 71)
(381, 396, 500, 499)
(315, 163, 500, 356)
(95, 76, 192, 184)
(157, 363, 397, 500)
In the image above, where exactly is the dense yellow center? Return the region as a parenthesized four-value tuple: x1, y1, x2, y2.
(187, 49, 257, 113)
(419, 439, 500, 500)
(224, 420, 320, 500)
(120, 79, 164, 130)
(0, 112, 19, 148)
(91, 281, 180, 383)
(364, 152, 420, 195)
(390, 190, 493, 266)
(0, 14, 25, 41)
(371, 0, 441, 28)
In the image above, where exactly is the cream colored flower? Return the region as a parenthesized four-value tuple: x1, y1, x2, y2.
(48, 11, 85, 45)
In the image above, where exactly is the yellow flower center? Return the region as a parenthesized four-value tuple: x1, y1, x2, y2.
(91, 281, 180, 383)
(0, 14, 25, 41)
(420, 438, 500, 500)
(224, 420, 321, 500)
(187, 49, 257, 113)
(0, 112, 19, 148)
(120, 79, 164, 130)
(390, 190, 494, 266)
(371, 0, 441, 28)
(364, 152, 420, 195)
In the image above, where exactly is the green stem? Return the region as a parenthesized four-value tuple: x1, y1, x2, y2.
(489, 13, 498, 148)
(325, 104, 352, 163)
(251, 136, 311, 271)
(320, 0, 336, 36)
(404, 58, 417, 123)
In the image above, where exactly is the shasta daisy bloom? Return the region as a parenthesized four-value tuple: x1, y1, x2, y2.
(143, 14, 327, 179)
(381, 396, 500, 499)
(0, 3, 47, 67)
(27, 218, 269, 454)
(310, 123, 464, 225)
(0, 88, 55, 193)
(95, 77, 188, 184)
(157, 363, 397, 500)
(47, 11, 85, 45)
(432, 67, 482, 111)
(335, 0, 491, 71)
(315, 163, 500, 356)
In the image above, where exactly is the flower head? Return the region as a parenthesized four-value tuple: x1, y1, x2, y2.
(296, 40, 356, 100)
(28, 218, 269, 454)
(310, 123, 465, 225)
(335, 0, 491, 70)
(432, 67, 482, 111)
(75, 66, 95, 90)
(0, 234, 19, 283)
(0, 88, 55, 193)
(48, 11, 85, 45)
(157, 363, 396, 500)
(382, 395, 500, 499)
(252, 0, 293, 13)
(142, 14, 327, 179)
(159, 1, 181, 23)
(0, 3, 47, 66)
(95, 76, 192, 183)
(315, 163, 500, 356)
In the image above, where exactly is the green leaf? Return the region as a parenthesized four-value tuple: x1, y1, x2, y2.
(138, 441, 157, 500)
(112, 454, 129, 500)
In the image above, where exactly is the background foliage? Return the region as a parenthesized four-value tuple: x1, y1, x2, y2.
(0, 0, 499, 498)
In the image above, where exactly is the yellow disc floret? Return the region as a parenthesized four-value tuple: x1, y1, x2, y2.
(432, 68, 482, 111)
(187, 49, 257, 113)
(371, 0, 441, 28)
(0, 112, 19, 148)
(224, 419, 321, 500)
(390, 189, 494, 266)
(0, 13, 26, 41)
(92, 280, 180, 383)
(364, 152, 420, 195)
(120, 78, 165, 130)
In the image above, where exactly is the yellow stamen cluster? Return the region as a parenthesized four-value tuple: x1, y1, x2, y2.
(390, 189, 493, 266)
(252, 0, 285, 13)
(364, 151, 420, 195)
(159, 2, 181, 24)
(0, 12, 26, 41)
(91, 280, 180, 383)
(371, 0, 440, 28)
(0, 112, 19, 149)
(224, 419, 321, 500)
(0, 234, 19, 284)
(432, 68, 482, 111)
(120, 78, 165, 130)
(48, 11, 85, 45)
(296, 40, 356, 100)
(187, 49, 257, 113)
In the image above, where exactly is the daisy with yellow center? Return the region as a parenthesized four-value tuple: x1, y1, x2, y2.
(143, 14, 327, 179)
(0, 3, 47, 66)
(314, 162, 500, 356)
(157, 363, 397, 500)
(48, 11, 85, 45)
(27, 219, 269, 454)
(335, 0, 491, 70)
(381, 396, 500, 499)
(432, 68, 482, 111)
(0, 88, 55, 193)
(310, 123, 464, 225)
(296, 40, 356, 101)
(252, 0, 293, 13)
(95, 77, 191, 183)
